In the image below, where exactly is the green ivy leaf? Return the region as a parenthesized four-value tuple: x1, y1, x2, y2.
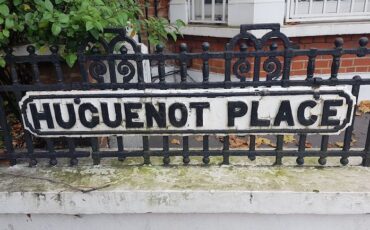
(58, 13, 69, 24)
(5, 18, 14, 28)
(13, 0, 22, 6)
(51, 23, 61, 36)
(94, 0, 104, 6)
(2, 29, 9, 37)
(117, 13, 128, 25)
(44, 0, 53, 12)
(85, 21, 94, 31)
(65, 53, 77, 67)
(0, 4, 9, 16)
(0, 57, 5, 67)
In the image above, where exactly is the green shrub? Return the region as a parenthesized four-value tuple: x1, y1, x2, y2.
(0, 0, 184, 67)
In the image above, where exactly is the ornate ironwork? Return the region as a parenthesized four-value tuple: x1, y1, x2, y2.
(1, 24, 370, 167)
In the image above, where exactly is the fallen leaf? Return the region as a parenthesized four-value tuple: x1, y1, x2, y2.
(283, 135, 296, 144)
(327, 143, 335, 148)
(335, 142, 344, 148)
(229, 135, 248, 148)
(194, 135, 203, 142)
(255, 137, 274, 148)
(170, 138, 181, 145)
(305, 142, 313, 148)
(358, 100, 370, 114)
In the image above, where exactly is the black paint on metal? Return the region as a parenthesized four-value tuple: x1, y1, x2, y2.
(1, 23, 370, 166)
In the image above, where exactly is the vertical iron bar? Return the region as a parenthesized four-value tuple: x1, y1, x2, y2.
(363, 120, 370, 166)
(253, 56, 261, 82)
(8, 54, 36, 166)
(275, 135, 283, 165)
(143, 136, 150, 164)
(307, 49, 317, 79)
(202, 135, 210, 164)
(224, 44, 232, 86)
(156, 45, 166, 83)
(136, 45, 145, 84)
(330, 38, 343, 80)
(297, 134, 306, 165)
(202, 42, 210, 83)
(319, 135, 329, 165)
(0, 96, 15, 165)
(117, 136, 125, 161)
(163, 136, 170, 165)
(222, 135, 230, 164)
(50, 45, 64, 84)
(68, 139, 78, 166)
(91, 137, 100, 165)
(249, 135, 256, 161)
(341, 76, 361, 165)
(108, 59, 117, 84)
(46, 139, 57, 166)
(282, 48, 293, 84)
(179, 43, 188, 83)
(183, 136, 190, 164)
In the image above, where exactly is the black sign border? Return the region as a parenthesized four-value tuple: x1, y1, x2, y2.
(20, 89, 354, 136)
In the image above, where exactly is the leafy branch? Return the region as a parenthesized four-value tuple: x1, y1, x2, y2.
(0, 0, 184, 67)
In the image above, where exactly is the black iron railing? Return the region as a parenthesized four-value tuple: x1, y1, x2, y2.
(1, 23, 370, 167)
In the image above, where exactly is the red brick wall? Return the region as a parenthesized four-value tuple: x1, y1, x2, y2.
(166, 34, 370, 78)
(141, 0, 370, 77)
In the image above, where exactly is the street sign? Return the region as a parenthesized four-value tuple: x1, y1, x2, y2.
(19, 86, 355, 137)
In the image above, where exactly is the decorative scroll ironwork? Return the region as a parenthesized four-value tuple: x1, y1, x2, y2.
(1, 24, 370, 167)
(89, 60, 107, 83)
(263, 57, 282, 81)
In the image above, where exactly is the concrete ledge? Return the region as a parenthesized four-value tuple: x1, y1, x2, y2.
(1, 158, 370, 215)
(2, 190, 370, 215)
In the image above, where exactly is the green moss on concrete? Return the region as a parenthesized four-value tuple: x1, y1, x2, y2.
(1, 156, 370, 193)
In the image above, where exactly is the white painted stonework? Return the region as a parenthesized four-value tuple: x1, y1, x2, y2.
(1, 159, 370, 230)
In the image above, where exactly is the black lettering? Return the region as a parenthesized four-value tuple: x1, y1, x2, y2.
(145, 103, 166, 128)
(53, 103, 76, 129)
(250, 101, 269, 126)
(321, 100, 343, 126)
(227, 101, 247, 126)
(297, 100, 318, 126)
(190, 102, 210, 127)
(169, 103, 188, 127)
(124, 103, 144, 128)
(274, 100, 294, 126)
(78, 103, 99, 128)
(29, 103, 54, 129)
(101, 103, 122, 128)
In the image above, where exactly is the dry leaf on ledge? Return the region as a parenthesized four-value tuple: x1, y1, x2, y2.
(283, 135, 296, 144)
(335, 142, 344, 148)
(305, 142, 313, 148)
(170, 138, 181, 145)
(194, 135, 203, 142)
(255, 137, 276, 148)
(358, 100, 370, 114)
(229, 135, 248, 148)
